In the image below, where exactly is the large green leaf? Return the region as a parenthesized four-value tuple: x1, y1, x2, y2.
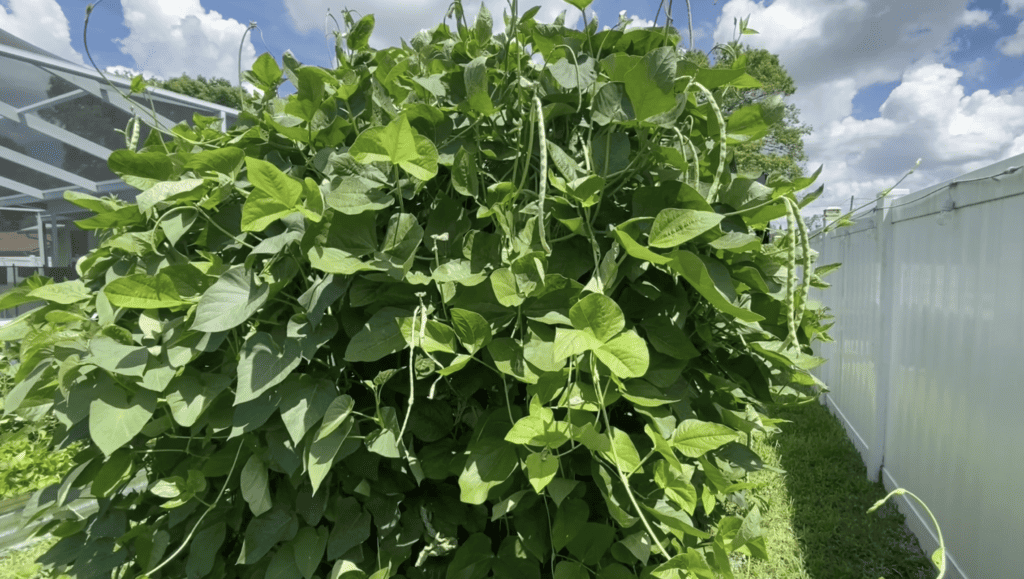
(459, 436, 519, 504)
(449, 308, 492, 354)
(350, 114, 438, 180)
(241, 454, 273, 517)
(464, 56, 495, 116)
(137, 179, 205, 214)
(666, 251, 763, 323)
(89, 381, 157, 456)
(344, 307, 412, 362)
(446, 533, 494, 579)
(292, 526, 329, 579)
(235, 332, 303, 405)
(594, 331, 649, 379)
(104, 274, 189, 309)
(192, 266, 269, 332)
(624, 47, 677, 120)
(648, 208, 724, 248)
(672, 420, 738, 458)
(569, 293, 625, 343)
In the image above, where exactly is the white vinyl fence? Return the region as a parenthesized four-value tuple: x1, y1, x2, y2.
(808, 153, 1024, 579)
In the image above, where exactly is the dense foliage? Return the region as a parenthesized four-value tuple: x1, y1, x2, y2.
(150, 75, 244, 110)
(711, 45, 811, 182)
(0, 345, 77, 501)
(0, 1, 833, 578)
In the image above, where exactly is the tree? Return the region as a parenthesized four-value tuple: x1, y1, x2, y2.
(713, 44, 811, 182)
(150, 75, 243, 110)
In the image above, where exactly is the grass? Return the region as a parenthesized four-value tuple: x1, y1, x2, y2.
(0, 539, 66, 579)
(728, 396, 937, 579)
(0, 396, 939, 579)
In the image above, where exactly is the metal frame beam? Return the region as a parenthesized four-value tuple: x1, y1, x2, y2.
(15, 89, 87, 114)
(0, 175, 43, 198)
(0, 144, 99, 191)
(0, 42, 238, 117)
(0, 100, 114, 160)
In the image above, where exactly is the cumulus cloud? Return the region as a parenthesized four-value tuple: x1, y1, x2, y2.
(709, 0, 1023, 213)
(279, 0, 580, 50)
(1006, 0, 1024, 15)
(116, 0, 256, 81)
(958, 9, 991, 28)
(804, 63, 1024, 213)
(0, 0, 84, 64)
(997, 20, 1024, 56)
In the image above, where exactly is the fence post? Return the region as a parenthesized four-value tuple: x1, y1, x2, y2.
(867, 188, 907, 482)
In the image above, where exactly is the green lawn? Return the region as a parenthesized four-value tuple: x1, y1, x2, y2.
(728, 397, 937, 579)
(0, 396, 939, 579)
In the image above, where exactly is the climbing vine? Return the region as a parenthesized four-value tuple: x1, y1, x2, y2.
(0, 2, 841, 578)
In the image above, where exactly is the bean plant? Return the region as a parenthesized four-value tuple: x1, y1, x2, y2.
(0, 1, 842, 578)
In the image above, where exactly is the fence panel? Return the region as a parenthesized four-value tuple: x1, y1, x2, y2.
(809, 154, 1024, 579)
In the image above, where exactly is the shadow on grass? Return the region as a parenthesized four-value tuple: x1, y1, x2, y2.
(764, 397, 936, 579)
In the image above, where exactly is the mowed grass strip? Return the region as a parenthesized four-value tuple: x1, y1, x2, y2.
(730, 397, 937, 579)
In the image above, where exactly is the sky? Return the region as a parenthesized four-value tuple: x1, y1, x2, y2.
(3, 0, 1023, 216)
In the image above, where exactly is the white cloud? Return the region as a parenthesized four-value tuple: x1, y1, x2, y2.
(709, 0, 1019, 213)
(279, 0, 580, 50)
(1006, 0, 1024, 15)
(997, 20, 1024, 56)
(116, 0, 256, 81)
(958, 9, 991, 28)
(0, 0, 84, 64)
(804, 63, 1024, 213)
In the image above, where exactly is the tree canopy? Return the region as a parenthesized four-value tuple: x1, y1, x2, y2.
(150, 75, 243, 110)
(711, 44, 811, 182)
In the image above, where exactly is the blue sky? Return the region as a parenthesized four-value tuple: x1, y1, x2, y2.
(3, 0, 1023, 214)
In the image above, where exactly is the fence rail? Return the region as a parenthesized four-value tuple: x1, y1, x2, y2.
(808, 153, 1024, 579)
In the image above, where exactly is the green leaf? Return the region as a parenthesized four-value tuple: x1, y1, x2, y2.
(108, 149, 173, 180)
(450, 308, 492, 354)
(239, 506, 297, 564)
(552, 499, 589, 550)
(567, 523, 616, 565)
(624, 47, 677, 120)
(648, 208, 724, 248)
(464, 56, 495, 115)
(452, 147, 480, 197)
(350, 114, 438, 180)
(251, 52, 283, 88)
(600, 427, 642, 474)
(185, 147, 246, 175)
(279, 376, 337, 445)
(569, 293, 625, 343)
(88, 336, 149, 377)
(267, 544, 302, 579)
(308, 418, 352, 494)
(236, 332, 302, 405)
(89, 381, 157, 456)
(186, 523, 225, 578)
(21, 279, 86, 305)
(166, 369, 227, 427)
(474, 3, 492, 43)
(594, 331, 649, 378)
(293, 526, 329, 579)
(459, 436, 519, 504)
(104, 274, 189, 309)
(344, 307, 411, 362)
(348, 15, 374, 50)
(315, 395, 355, 441)
(191, 266, 269, 332)
(137, 179, 205, 214)
(446, 533, 493, 579)
(554, 562, 588, 579)
(241, 454, 273, 517)
(673, 419, 738, 458)
(525, 452, 558, 493)
(563, 0, 594, 11)
(666, 251, 764, 323)
(247, 156, 302, 206)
